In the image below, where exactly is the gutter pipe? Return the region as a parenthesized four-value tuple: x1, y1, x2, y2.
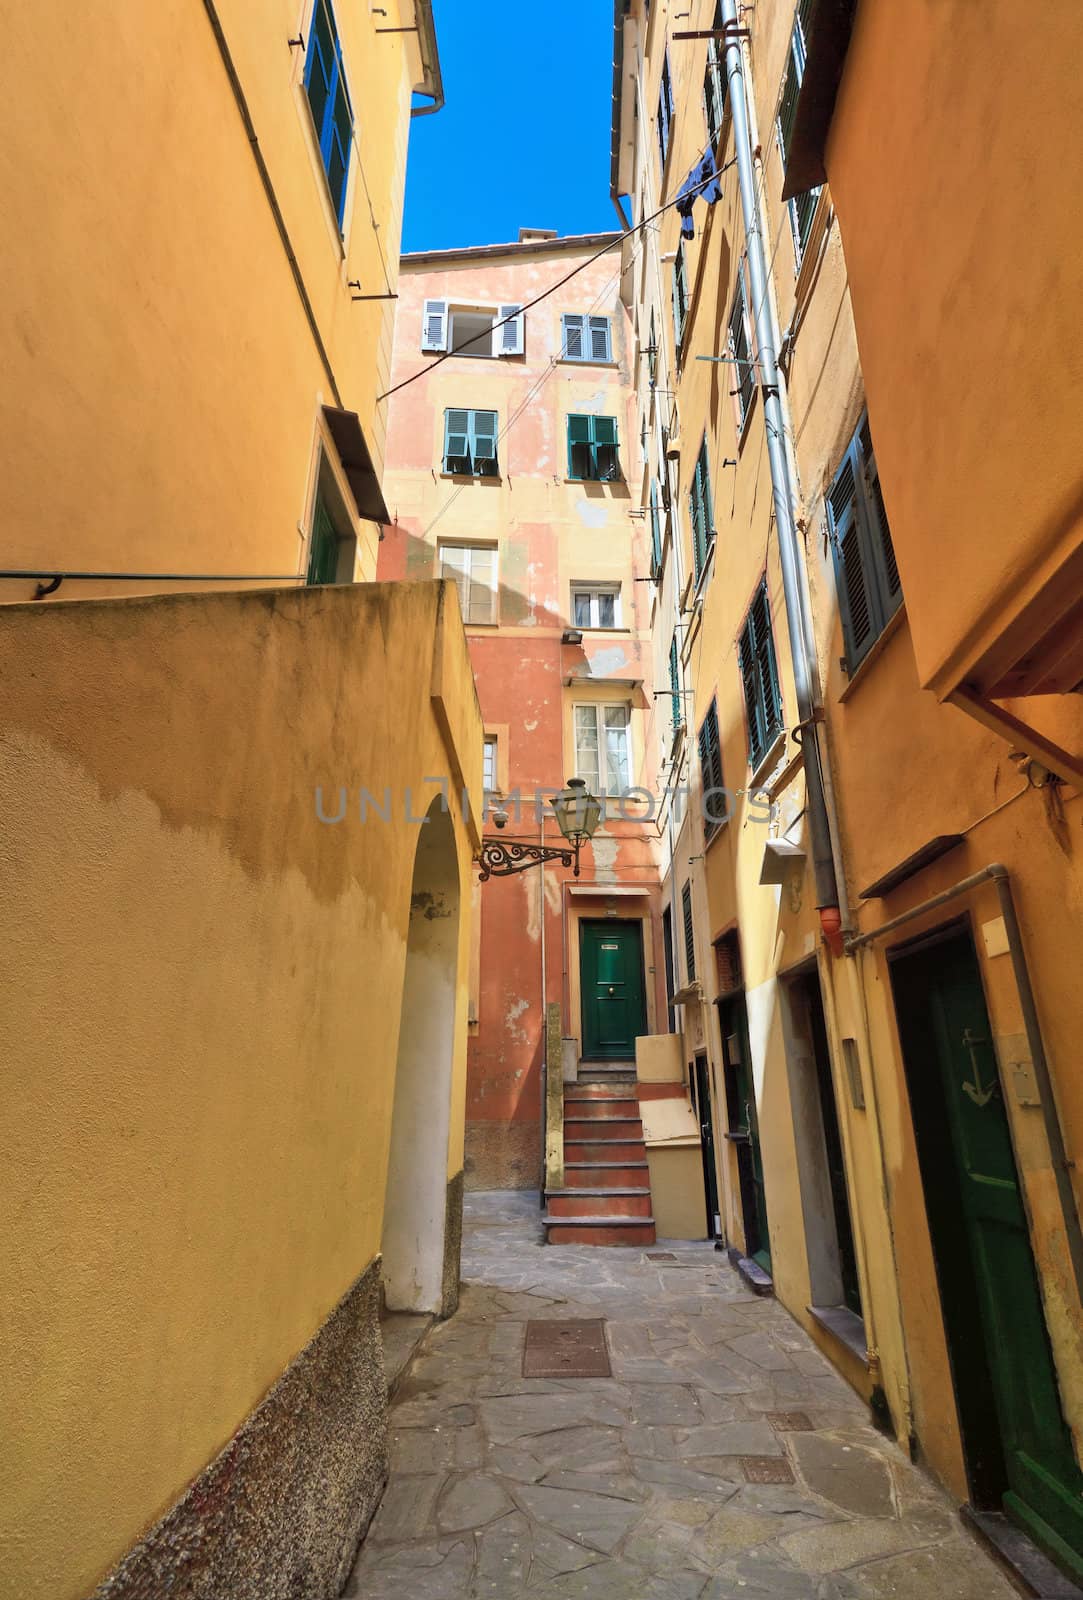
(719, 0, 840, 944)
(609, 1, 634, 231)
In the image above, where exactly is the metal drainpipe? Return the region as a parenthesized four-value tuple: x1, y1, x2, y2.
(720, 0, 840, 947)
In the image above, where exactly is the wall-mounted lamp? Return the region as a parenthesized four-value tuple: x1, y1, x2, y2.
(562, 628, 584, 645)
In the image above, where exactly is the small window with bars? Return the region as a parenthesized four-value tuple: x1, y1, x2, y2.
(303, 0, 354, 230)
(728, 269, 755, 429)
(567, 415, 621, 481)
(698, 698, 727, 836)
(738, 580, 784, 771)
(562, 314, 612, 363)
(776, 0, 821, 265)
(439, 542, 498, 625)
(689, 435, 715, 582)
(682, 880, 696, 982)
(443, 409, 499, 476)
(826, 412, 902, 673)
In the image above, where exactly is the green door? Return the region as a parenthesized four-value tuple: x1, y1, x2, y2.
(892, 928, 1083, 1579)
(580, 921, 646, 1060)
(719, 992, 771, 1274)
(306, 489, 340, 585)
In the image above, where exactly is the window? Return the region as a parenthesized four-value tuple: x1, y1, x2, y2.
(443, 408, 499, 476)
(649, 478, 663, 577)
(572, 585, 621, 629)
(562, 314, 612, 363)
(668, 637, 682, 737)
(567, 415, 621, 481)
(698, 699, 726, 836)
(483, 737, 498, 794)
(657, 50, 675, 172)
(647, 308, 658, 386)
(304, 0, 354, 228)
(739, 580, 784, 770)
(704, 3, 728, 148)
(682, 881, 696, 982)
(826, 413, 903, 672)
(439, 542, 497, 624)
(776, 0, 821, 263)
(672, 240, 689, 353)
(689, 435, 714, 581)
(574, 703, 631, 796)
(420, 301, 524, 357)
(728, 267, 755, 427)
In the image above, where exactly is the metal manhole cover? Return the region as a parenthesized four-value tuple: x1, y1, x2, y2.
(645, 1251, 677, 1261)
(739, 1455, 795, 1484)
(765, 1410, 813, 1433)
(523, 1319, 611, 1378)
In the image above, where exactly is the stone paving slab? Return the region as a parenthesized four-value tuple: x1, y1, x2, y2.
(347, 1190, 1020, 1600)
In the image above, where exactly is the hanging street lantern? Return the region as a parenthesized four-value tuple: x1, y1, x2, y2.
(477, 778, 602, 881)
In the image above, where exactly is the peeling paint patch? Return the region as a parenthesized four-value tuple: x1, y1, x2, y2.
(574, 498, 608, 529)
(589, 646, 630, 677)
(591, 834, 619, 881)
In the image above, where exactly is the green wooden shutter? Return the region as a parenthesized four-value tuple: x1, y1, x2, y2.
(568, 414, 591, 478)
(858, 416, 902, 611)
(827, 441, 876, 669)
(669, 638, 681, 734)
(650, 479, 663, 576)
(751, 583, 782, 749)
(682, 881, 696, 981)
(592, 416, 620, 480)
(472, 409, 498, 475)
(738, 615, 766, 768)
(306, 490, 340, 585)
(444, 408, 471, 473)
(699, 699, 726, 834)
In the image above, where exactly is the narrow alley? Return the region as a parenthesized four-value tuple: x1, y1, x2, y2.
(349, 1196, 1018, 1600)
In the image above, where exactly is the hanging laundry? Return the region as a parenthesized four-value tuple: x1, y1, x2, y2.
(675, 148, 723, 240)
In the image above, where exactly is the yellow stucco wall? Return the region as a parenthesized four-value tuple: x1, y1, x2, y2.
(0, 580, 480, 1600)
(0, 0, 423, 601)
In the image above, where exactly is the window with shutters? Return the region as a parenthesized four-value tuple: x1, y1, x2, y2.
(738, 580, 784, 771)
(776, 0, 821, 265)
(826, 412, 903, 673)
(574, 703, 631, 796)
(572, 585, 621, 629)
(688, 435, 714, 581)
(728, 269, 755, 429)
(698, 699, 727, 836)
(442, 408, 499, 476)
(704, 3, 728, 148)
(439, 542, 498, 625)
(657, 51, 676, 173)
(561, 314, 612, 363)
(420, 300, 523, 357)
(672, 240, 689, 354)
(682, 881, 696, 982)
(303, 0, 354, 230)
(649, 478, 663, 578)
(567, 414, 621, 481)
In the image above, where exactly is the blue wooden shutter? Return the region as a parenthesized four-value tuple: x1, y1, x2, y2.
(589, 316, 611, 361)
(562, 314, 585, 359)
(858, 416, 902, 612)
(568, 414, 591, 478)
(472, 410, 498, 475)
(444, 409, 471, 473)
(827, 441, 876, 668)
(593, 416, 620, 480)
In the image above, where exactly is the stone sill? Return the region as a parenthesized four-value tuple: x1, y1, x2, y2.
(809, 1303, 868, 1365)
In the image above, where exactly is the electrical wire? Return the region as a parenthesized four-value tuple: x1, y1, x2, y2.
(376, 158, 736, 404)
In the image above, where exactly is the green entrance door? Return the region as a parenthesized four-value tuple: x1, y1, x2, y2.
(580, 920, 646, 1060)
(719, 992, 771, 1274)
(891, 927, 1083, 1579)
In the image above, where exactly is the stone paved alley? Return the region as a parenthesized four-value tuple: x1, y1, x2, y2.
(348, 1193, 1018, 1600)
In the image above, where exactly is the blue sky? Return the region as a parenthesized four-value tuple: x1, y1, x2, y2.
(403, 1, 618, 252)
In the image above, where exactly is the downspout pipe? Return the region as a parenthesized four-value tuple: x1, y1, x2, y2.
(609, 0, 634, 232)
(720, 0, 840, 937)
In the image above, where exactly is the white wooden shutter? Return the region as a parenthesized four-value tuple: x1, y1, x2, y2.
(497, 304, 524, 356)
(421, 298, 448, 351)
(562, 313, 585, 359)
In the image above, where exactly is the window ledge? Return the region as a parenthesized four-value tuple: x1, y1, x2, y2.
(574, 625, 630, 635)
(748, 729, 788, 791)
(808, 1303, 868, 1366)
(565, 478, 625, 488)
(559, 358, 620, 370)
(837, 604, 907, 704)
(440, 472, 502, 484)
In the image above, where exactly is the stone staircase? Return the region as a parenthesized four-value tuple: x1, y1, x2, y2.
(543, 1075, 656, 1246)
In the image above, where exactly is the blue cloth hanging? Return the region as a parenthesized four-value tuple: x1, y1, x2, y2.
(675, 149, 723, 239)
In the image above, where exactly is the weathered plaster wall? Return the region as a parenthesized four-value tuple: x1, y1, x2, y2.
(0, 0, 422, 599)
(0, 581, 480, 1599)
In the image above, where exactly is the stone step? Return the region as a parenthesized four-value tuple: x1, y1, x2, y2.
(565, 1140, 647, 1164)
(576, 1067, 637, 1082)
(546, 1189, 653, 1218)
(544, 1214, 657, 1247)
(564, 1161, 650, 1187)
(560, 1097, 640, 1120)
(564, 1117, 644, 1140)
(565, 1083, 640, 1100)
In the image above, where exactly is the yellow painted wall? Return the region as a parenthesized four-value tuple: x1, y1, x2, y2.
(0, 580, 480, 1600)
(647, 1147, 710, 1240)
(825, 0, 1083, 701)
(0, 0, 425, 601)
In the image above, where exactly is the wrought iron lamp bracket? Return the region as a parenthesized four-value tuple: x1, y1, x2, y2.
(478, 838, 580, 882)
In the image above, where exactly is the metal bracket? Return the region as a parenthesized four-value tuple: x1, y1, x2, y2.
(287, 31, 305, 48)
(478, 838, 578, 882)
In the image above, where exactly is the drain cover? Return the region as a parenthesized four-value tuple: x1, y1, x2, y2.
(523, 1319, 611, 1378)
(739, 1455, 795, 1484)
(645, 1251, 677, 1261)
(765, 1410, 813, 1433)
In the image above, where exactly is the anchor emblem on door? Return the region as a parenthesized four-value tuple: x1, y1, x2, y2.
(961, 1027, 997, 1107)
